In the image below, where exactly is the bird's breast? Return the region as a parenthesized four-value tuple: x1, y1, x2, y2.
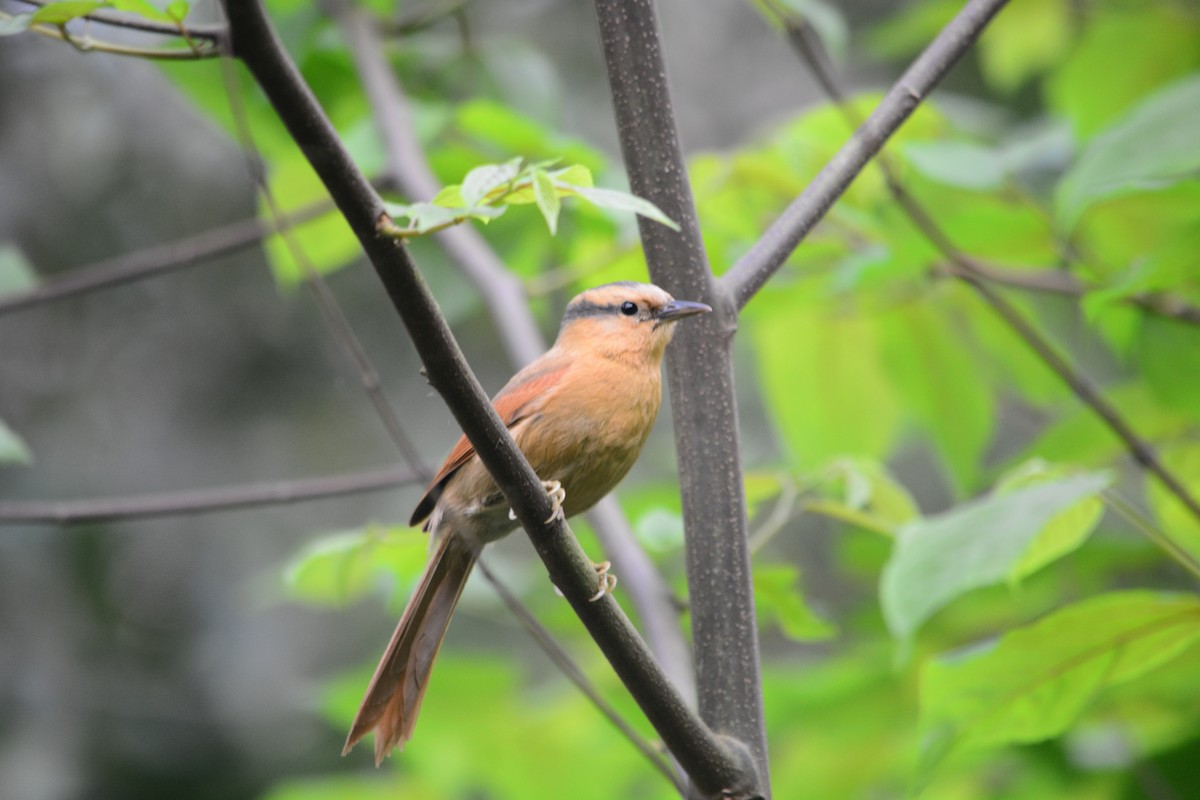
(518, 360, 663, 516)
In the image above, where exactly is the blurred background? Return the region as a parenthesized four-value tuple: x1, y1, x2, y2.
(2, 0, 1199, 798)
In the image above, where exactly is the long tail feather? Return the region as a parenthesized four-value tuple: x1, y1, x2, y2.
(342, 531, 478, 765)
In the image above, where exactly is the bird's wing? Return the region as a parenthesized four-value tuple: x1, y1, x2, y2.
(408, 361, 570, 527)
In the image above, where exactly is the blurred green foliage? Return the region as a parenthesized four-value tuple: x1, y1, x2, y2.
(13, 0, 1192, 796)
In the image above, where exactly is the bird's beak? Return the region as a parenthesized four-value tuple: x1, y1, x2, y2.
(655, 300, 712, 322)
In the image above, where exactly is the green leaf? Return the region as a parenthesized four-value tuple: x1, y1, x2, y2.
(532, 168, 560, 235)
(165, 0, 188, 21)
(807, 458, 919, 536)
(1146, 443, 1200, 566)
(566, 185, 680, 231)
(915, 592, 1200, 792)
(0, 13, 33, 35)
(754, 563, 836, 641)
(261, 774, 412, 800)
(0, 244, 37, 295)
(1045, 7, 1200, 141)
(1056, 74, 1200, 231)
(0, 419, 32, 465)
(750, 297, 900, 469)
(632, 507, 684, 554)
(260, 120, 385, 284)
(31, 1, 108, 25)
(552, 163, 593, 189)
(900, 140, 1007, 191)
(459, 157, 523, 208)
(454, 99, 606, 176)
(879, 303, 995, 494)
(976, 0, 1071, 93)
(1137, 314, 1200, 417)
(110, 0, 173, 23)
(283, 526, 427, 607)
(881, 470, 1113, 640)
(866, 0, 959, 60)
(996, 461, 1106, 583)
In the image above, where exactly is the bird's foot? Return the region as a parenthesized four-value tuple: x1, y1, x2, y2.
(541, 480, 566, 523)
(588, 560, 618, 602)
(508, 480, 567, 524)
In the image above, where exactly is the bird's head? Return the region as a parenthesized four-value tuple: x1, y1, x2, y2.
(555, 281, 711, 363)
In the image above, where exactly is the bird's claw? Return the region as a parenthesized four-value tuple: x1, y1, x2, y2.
(542, 480, 566, 523)
(508, 480, 567, 523)
(588, 560, 617, 602)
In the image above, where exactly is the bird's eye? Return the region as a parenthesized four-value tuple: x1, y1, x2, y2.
(619, 301, 638, 316)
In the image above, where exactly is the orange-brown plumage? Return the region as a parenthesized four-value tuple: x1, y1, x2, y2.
(343, 282, 709, 764)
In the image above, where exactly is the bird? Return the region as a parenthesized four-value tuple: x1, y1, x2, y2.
(342, 281, 711, 765)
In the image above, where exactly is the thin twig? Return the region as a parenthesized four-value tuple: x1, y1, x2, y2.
(9, 0, 225, 41)
(216, 54, 431, 482)
(8, 17, 221, 59)
(475, 558, 687, 796)
(938, 263, 1200, 326)
(775, 10, 1200, 533)
(0, 467, 421, 525)
(957, 271, 1200, 527)
(222, 3, 744, 793)
(0, 199, 332, 317)
(747, 479, 799, 556)
(719, 0, 1010, 309)
(1103, 490, 1200, 582)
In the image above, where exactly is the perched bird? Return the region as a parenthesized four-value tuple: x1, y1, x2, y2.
(343, 281, 710, 764)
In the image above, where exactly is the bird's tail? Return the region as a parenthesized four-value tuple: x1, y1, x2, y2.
(342, 531, 478, 765)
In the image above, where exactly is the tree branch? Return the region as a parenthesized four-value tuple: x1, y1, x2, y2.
(474, 558, 687, 795)
(584, 499, 694, 701)
(592, 0, 766, 796)
(221, 2, 745, 794)
(218, 21, 690, 776)
(772, 12, 1200, 531)
(0, 198, 331, 317)
(329, 0, 696, 701)
(955, 269, 1200, 527)
(938, 262, 1200, 326)
(0, 467, 420, 525)
(719, 0, 1010, 310)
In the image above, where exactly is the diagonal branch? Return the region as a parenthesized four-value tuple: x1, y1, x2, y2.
(0, 467, 421, 525)
(330, 0, 696, 702)
(720, 0, 1010, 309)
(772, 12, 1200, 532)
(767, 6, 1200, 331)
(940, 262, 1200, 327)
(221, 2, 748, 794)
